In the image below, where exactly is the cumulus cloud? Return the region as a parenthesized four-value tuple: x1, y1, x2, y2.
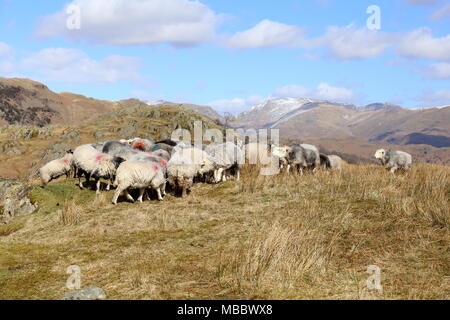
(273, 83, 358, 103)
(21, 48, 143, 84)
(420, 62, 450, 79)
(417, 89, 450, 107)
(209, 95, 265, 114)
(224, 20, 306, 49)
(398, 28, 450, 61)
(224, 22, 395, 60)
(318, 25, 396, 60)
(431, 3, 450, 21)
(36, 0, 219, 47)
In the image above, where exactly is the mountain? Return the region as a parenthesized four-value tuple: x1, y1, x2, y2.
(230, 98, 450, 148)
(147, 100, 224, 123)
(0, 78, 122, 127)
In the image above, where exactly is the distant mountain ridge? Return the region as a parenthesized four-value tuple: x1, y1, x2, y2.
(229, 98, 450, 148)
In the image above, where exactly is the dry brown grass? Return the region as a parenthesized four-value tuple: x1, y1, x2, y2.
(59, 200, 82, 226)
(0, 163, 448, 300)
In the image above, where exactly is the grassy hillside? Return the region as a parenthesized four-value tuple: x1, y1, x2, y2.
(0, 164, 448, 300)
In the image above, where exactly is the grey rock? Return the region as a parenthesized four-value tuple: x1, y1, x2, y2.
(60, 130, 80, 144)
(41, 143, 72, 164)
(0, 179, 38, 224)
(6, 148, 22, 156)
(60, 287, 107, 300)
(119, 124, 138, 139)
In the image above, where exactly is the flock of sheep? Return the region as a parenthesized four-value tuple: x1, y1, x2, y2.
(38, 137, 413, 204)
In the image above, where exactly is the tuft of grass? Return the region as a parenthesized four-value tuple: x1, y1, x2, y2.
(59, 200, 81, 226)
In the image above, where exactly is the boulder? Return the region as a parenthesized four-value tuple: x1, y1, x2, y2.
(60, 287, 107, 300)
(0, 179, 37, 224)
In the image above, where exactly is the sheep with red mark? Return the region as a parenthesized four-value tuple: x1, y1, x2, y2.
(39, 150, 74, 186)
(73, 144, 125, 194)
(112, 160, 166, 205)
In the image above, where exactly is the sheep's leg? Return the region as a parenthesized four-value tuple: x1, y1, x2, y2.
(161, 182, 167, 196)
(85, 173, 91, 189)
(390, 167, 397, 174)
(95, 179, 101, 195)
(112, 187, 125, 205)
(222, 172, 227, 182)
(236, 168, 241, 181)
(125, 190, 135, 203)
(156, 188, 164, 201)
(216, 168, 224, 183)
(106, 183, 111, 191)
(181, 186, 187, 198)
(214, 169, 219, 183)
(137, 188, 145, 203)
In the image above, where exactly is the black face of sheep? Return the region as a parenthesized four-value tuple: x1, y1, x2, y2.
(113, 157, 126, 169)
(320, 154, 331, 169)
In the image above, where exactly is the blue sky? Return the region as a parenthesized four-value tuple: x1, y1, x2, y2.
(1, 0, 450, 114)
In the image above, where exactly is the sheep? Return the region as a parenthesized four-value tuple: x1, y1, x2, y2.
(155, 139, 178, 147)
(112, 160, 166, 205)
(151, 143, 174, 155)
(272, 145, 291, 172)
(288, 144, 320, 174)
(244, 143, 272, 165)
(205, 142, 244, 183)
(102, 141, 141, 161)
(320, 154, 331, 170)
(328, 155, 344, 171)
(167, 148, 214, 197)
(374, 149, 412, 173)
(39, 150, 74, 186)
(127, 138, 154, 152)
(73, 144, 125, 194)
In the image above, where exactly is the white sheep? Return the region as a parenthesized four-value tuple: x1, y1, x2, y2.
(167, 148, 214, 197)
(206, 142, 244, 183)
(375, 149, 412, 173)
(328, 155, 344, 171)
(73, 144, 124, 194)
(39, 151, 74, 186)
(112, 160, 166, 205)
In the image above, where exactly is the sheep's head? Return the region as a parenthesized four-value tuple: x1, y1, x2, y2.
(113, 157, 126, 168)
(374, 149, 386, 160)
(198, 159, 215, 175)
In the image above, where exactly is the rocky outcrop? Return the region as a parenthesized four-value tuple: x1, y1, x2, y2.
(60, 287, 107, 300)
(0, 179, 37, 224)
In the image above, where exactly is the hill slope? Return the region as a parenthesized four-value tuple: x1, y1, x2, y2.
(0, 78, 119, 127)
(0, 164, 448, 299)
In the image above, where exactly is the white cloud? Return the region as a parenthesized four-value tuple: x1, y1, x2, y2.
(36, 0, 219, 47)
(0, 42, 15, 74)
(224, 20, 306, 49)
(420, 62, 450, 79)
(0, 42, 13, 56)
(273, 83, 358, 103)
(398, 28, 450, 61)
(319, 25, 396, 60)
(431, 3, 450, 21)
(209, 95, 265, 114)
(21, 48, 143, 84)
(417, 89, 450, 107)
